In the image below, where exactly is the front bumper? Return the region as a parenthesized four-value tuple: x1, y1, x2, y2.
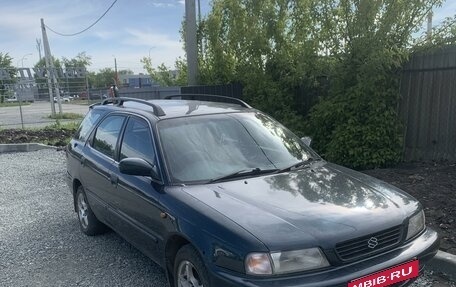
(208, 227, 439, 287)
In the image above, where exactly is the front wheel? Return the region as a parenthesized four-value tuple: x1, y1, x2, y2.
(174, 245, 210, 287)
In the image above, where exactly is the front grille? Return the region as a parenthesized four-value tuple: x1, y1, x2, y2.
(335, 225, 402, 261)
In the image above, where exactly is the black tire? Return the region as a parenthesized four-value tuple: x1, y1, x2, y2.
(75, 186, 107, 236)
(174, 244, 210, 287)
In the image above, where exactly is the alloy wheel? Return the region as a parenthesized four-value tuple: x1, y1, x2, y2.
(177, 260, 203, 287)
(77, 192, 89, 229)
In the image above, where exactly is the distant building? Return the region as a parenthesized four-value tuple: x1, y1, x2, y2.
(118, 73, 157, 88)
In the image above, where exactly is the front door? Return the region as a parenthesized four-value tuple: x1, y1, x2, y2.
(111, 116, 166, 262)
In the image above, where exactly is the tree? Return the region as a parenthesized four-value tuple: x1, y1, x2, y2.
(32, 56, 63, 98)
(304, 0, 443, 169)
(0, 53, 15, 96)
(198, 0, 331, 131)
(59, 52, 91, 95)
(196, 0, 444, 169)
(61, 52, 92, 69)
(140, 56, 187, 87)
(414, 14, 456, 50)
(119, 69, 134, 75)
(34, 56, 62, 69)
(88, 68, 116, 88)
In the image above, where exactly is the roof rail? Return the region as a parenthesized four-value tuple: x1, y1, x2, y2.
(101, 97, 166, 117)
(164, 94, 252, 109)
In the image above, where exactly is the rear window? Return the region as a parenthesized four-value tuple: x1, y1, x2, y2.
(74, 108, 105, 142)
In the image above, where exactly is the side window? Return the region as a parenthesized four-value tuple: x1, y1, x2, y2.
(92, 115, 125, 159)
(74, 109, 104, 142)
(120, 118, 156, 165)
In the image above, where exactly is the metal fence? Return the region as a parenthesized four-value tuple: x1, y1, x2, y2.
(0, 66, 90, 128)
(181, 82, 243, 98)
(399, 45, 456, 161)
(118, 86, 180, 99)
(0, 66, 182, 129)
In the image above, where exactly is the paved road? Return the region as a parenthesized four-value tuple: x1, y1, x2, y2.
(0, 150, 167, 287)
(0, 101, 89, 129)
(0, 150, 453, 287)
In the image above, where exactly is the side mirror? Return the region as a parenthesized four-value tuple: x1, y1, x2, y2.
(119, 158, 161, 181)
(301, 136, 312, 146)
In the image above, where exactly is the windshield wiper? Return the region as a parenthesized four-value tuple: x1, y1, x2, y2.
(209, 167, 279, 183)
(275, 157, 319, 174)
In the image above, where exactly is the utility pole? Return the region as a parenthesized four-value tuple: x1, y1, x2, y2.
(427, 12, 433, 42)
(185, 0, 198, 85)
(197, 0, 203, 55)
(114, 57, 118, 86)
(41, 18, 56, 116)
(41, 18, 62, 116)
(36, 39, 42, 62)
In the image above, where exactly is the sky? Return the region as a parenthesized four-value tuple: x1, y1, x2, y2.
(0, 0, 455, 74)
(0, 0, 210, 73)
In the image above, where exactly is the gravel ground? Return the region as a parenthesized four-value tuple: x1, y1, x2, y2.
(0, 149, 453, 287)
(0, 150, 167, 287)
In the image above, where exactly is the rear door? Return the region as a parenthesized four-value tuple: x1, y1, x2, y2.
(80, 114, 126, 223)
(67, 108, 105, 183)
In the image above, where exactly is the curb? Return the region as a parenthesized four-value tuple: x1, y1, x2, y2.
(427, 250, 456, 281)
(0, 143, 58, 153)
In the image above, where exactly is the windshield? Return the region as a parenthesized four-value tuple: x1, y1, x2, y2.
(158, 112, 316, 183)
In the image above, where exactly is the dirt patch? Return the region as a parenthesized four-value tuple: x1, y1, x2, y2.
(0, 128, 77, 146)
(364, 162, 456, 255)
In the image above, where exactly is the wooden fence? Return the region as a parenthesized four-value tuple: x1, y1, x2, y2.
(400, 45, 456, 161)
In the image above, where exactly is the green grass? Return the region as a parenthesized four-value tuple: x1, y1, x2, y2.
(68, 99, 102, 105)
(44, 121, 81, 146)
(47, 121, 80, 130)
(47, 112, 83, 120)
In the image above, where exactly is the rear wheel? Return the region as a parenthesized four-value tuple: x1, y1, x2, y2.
(174, 245, 210, 287)
(75, 186, 106, 236)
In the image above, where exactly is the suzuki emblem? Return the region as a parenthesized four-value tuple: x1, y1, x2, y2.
(367, 237, 379, 249)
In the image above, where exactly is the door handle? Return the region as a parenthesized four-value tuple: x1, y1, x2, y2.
(110, 173, 118, 186)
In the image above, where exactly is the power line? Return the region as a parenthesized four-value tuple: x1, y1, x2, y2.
(45, 0, 118, 37)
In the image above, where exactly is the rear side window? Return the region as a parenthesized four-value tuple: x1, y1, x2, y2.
(92, 115, 125, 159)
(120, 117, 156, 165)
(74, 109, 104, 142)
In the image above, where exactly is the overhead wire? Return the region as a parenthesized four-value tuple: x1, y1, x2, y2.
(45, 0, 118, 37)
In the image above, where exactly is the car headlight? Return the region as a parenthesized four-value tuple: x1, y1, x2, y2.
(406, 210, 425, 240)
(245, 248, 329, 275)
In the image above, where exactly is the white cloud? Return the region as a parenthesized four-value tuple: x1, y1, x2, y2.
(123, 28, 182, 49)
(82, 28, 185, 73)
(118, 28, 184, 69)
(0, 1, 106, 65)
(152, 3, 175, 8)
(148, 0, 186, 8)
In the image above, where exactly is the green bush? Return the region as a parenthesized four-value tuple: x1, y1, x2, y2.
(305, 88, 403, 170)
(0, 95, 4, 104)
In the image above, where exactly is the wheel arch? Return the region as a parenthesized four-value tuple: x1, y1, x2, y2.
(164, 234, 191, 286)
(72, 179, 82, 212)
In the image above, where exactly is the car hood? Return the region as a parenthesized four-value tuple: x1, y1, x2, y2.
(179, 161, 420, 251)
